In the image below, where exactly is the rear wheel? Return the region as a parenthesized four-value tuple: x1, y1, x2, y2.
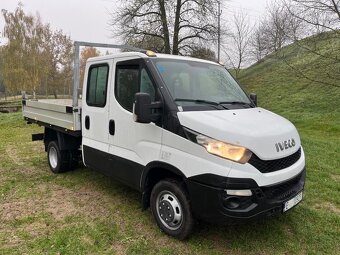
(150, 179, 194, 240)
(47, 141, 76, 173)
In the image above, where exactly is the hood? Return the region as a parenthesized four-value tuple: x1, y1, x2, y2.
(177, 107, 301, 160)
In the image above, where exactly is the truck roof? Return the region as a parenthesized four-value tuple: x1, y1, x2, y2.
(87, 52, 220, 66)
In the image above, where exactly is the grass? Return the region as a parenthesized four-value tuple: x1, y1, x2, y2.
(0, 113, 339, 254)
(1, 33, 340, 254)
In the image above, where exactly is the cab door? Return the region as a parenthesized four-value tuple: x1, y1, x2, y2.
(82, 60, 113, 172)
(108, 57, 162, 189)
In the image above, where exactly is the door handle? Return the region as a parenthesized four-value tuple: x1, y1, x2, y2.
(109, 119, 115, 135)
(85, 116, 90, 129)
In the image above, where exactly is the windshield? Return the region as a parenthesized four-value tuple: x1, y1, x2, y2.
(152, 58, 251, 110)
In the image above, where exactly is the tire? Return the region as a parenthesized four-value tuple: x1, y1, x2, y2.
(150, 179, 194, 240)
(47, 141, 74, 173)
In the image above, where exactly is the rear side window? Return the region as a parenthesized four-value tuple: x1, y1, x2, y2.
(86, 64, 109, 107)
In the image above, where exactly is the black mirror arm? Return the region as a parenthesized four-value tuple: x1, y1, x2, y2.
(148, 101, 163, 123)
(148, 101, 163, 109)
(249, 93, 257, 107)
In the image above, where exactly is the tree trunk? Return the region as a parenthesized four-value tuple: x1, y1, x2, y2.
(158, 0, 171, 53)
(172, 0, 182, 55)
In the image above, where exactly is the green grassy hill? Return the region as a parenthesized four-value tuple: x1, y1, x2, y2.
(240, 32, 340, 116)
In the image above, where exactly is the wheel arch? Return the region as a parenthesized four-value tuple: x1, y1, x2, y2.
(44, 127, 81, 152)
(140, 161, 188, 210)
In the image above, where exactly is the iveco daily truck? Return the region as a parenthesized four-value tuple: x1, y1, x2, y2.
(22, 41, 306, 239)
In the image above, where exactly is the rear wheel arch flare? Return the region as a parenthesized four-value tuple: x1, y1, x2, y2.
(43, 128, 81, 152)
(44, 128, 57, 151)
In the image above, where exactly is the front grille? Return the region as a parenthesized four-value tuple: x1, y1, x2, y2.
(249, 148, 301, 173)
(259, 170, 305, 201)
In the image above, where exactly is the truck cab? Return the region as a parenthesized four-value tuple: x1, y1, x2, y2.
(23, 49, 306, 240)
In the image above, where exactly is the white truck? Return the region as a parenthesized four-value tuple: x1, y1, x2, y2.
(23, 41, 306, 239)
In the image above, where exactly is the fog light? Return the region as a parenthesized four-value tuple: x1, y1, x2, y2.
(226, 189, 252, 197)
(223, 196, 241, 209)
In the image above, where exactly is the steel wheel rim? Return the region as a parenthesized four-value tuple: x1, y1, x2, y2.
(49, 147, 58, 169)
(156, 190, 183, 231)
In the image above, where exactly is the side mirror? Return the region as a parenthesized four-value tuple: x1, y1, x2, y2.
(249, 93, 257, 107)
(133, 93, 162, 124)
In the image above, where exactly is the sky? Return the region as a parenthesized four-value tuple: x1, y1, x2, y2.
(0, 0, 270, 46)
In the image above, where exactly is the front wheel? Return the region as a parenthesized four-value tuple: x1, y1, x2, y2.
(150, 179, 194, 240)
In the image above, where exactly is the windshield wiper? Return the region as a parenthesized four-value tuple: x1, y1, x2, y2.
(174, 98, 228, 110)
(219, 101, 254, 107)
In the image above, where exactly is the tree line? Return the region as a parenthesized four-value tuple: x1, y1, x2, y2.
(0, 5, 73, 98)
(112, 0, 339, 81)
(0, 0, 339, 97)
(224, 0, 340, 79)
(0, 5, 99, 98)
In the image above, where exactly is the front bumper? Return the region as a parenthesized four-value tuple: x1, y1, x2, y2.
(186, 168, 306, 224)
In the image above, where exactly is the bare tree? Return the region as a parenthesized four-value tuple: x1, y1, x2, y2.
(41, 27, 73, 98)
(189, 46, 216, 61)
(109, 0, 218, 55)
(248, 1, 302, 63)
(125, 35, 165, 53)
(223, 12, 252, 78)
(282, 0, 340, 35)
(249, 22, 271, 62)
(277, 0, 340, 88)
(263, 1, 302, 52)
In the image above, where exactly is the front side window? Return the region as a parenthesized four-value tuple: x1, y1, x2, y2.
(115, 65, 156, 112)
(86, 64, 109, 107)
(140, 68, 156, 100)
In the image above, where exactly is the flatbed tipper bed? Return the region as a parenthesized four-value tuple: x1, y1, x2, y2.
(23, 99, 82, 133)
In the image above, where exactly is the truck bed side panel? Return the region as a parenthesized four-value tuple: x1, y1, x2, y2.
(23, 99, 81, 131)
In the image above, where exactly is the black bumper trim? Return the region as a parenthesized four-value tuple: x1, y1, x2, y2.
(187, 168, 306, 224)
(188, 173, 258, 189)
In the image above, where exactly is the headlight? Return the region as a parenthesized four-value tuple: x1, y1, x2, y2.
(196, 134, 252, 164)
